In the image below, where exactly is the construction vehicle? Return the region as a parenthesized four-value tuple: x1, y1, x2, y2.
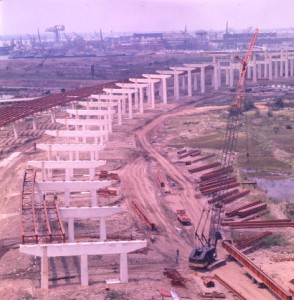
(189, 208, 222, 268)
(45, 25, 65, 43)
(189, 28, 258, 269)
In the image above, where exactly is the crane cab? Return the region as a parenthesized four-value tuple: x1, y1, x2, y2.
(189, 246, 216, 269)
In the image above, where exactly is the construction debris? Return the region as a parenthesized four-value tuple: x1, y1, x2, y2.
(130, 200, 156, 230)
(163, 268, 188, 286)
(201, 276, 215, 287)
(189, 162, 221, 174)
(201, 291, 226, 299)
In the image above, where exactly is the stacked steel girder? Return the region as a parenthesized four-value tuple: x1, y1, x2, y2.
(0, 81, 117, 128)
(222, 241, 293, 300)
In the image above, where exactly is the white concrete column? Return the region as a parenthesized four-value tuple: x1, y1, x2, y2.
(68, 218, 74, 242)
(264, 62, 268, 79)
(65, 190, 70, 207)
(76, 150, 80, 161)
(187, 70, 192, 96)
(285, 54, 289, 78)
(80, 255, 89, 286)
(50, 110, 56, 124)
(128, 92, 133, 119)
(174, 74, 180, 100)
(150, 83, 155, 108)
(229, 63, 234, 88)
(257, 63, 261, 79)
(118, 99, 122, 125)
(247, 65, 251, 79)
(225, 68, 229, 85)
(274, 61, 278, 78)
(47, 145, 52, 160)
(120, 253, 128, 283)
(12, 123, 19, 139)
(280, 61, 284, 77)
(91, 189, 97, 207)
(122, 98, 126, 114)
(200, 66, 205, 93)
(147, 85, 151, 105)
(100, 217, 106, 241)
(269, 58, 273, 81)
(290, 58, 294, 77)
(193, 74, 198, 91)
(213, 64, 219, 90)
(134, 90, 139, 109)
(162, 78, 168, 103)
(41, 246, 49, 290)
(181, 75, 186, 90)
(32, 116, 37, 131)
(139, 87, 144, 113)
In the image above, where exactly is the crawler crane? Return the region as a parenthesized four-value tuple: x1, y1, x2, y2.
(189, 28, 259, 269)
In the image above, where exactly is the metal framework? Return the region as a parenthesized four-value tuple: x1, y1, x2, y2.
(21, 168, 65, 244)
(0, 81, 117, 128)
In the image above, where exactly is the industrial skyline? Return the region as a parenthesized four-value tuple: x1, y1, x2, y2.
(1, 0, 294, 35)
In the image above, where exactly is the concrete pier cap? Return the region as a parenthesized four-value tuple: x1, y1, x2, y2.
(20, 239, 147, 289)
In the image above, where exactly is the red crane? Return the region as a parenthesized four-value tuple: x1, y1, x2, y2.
(189, 28, 259, 269)
(220, 28, 259, 169)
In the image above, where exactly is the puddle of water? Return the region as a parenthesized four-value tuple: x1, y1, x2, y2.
(252, 177, 294, 201)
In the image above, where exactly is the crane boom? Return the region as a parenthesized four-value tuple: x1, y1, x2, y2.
(221, 28, 258, 169)
(189, 29, 259, 270)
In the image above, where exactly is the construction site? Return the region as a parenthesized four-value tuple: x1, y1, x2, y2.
(0, 28, 294, 300)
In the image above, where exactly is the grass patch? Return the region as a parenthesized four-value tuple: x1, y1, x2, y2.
(262, 233, 290, 248)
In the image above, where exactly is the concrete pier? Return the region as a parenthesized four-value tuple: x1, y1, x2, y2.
(172, 66, 197, 96)
(59, 206, 123, 242)
(28, 160, 106, 181)
(115, 82, 149, 113)
(45, 130, 109, 144)
(156, 70, 183, 100)
(35, 180, 112, 207)
(103, 88, 136, 119)
(141, 74, 171, 104)
(129, 77, 160, 108)
(20, 240, 147, 289)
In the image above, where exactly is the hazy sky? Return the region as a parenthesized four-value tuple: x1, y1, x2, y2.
(0, 0, 293, 35)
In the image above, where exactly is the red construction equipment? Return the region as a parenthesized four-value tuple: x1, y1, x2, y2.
(178, 149, 201, 159)
(188, 162, 220, 174)
(200, 166, 233, 181)
(163, 268, 188, 286)
(223, 219, 294, 228)
(201, 276, 215, 287)
(156, 168, 165, 187)
(0, 81, 118, 129)
(237, 203, 267, 218)
(21, 168, 65, 244)
(176, 210, 192, 226)
(98, 170, 119, 181)
(234, 231, 272, 249)
(222, 241, 292, 300)
(189, 29, 259, 270)
(130, 200, 156, 230)
(225, 200, 262, 217)
(191, 154, 215, 164)
(201, 181, 240, 195)
(98, 188, 117, 197)
(221, 189, 250, 204)
(208, 189, 239, 204)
